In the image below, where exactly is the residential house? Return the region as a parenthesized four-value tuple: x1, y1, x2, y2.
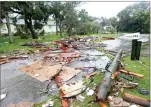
(0, 19, 57, 34)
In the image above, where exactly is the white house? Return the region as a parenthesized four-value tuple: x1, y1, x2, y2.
(0, 19, 57, 34)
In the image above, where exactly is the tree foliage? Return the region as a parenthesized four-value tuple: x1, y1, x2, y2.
(8, 1, 52, 39)
(117, 2, 150, 33)
(1, 1, 150, 43)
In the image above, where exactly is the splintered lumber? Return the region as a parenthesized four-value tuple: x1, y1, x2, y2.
(55, 76, 68, 107)
(111, 71, 119, 79)
(123, 93, 150, 107)
(100, 102, 107, 107)
(120, 69, 144, 78)
(97, 50, 122, 101)
(83, 71, 98, 78)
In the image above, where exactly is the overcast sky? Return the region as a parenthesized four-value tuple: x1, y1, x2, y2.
(77, 2, 138, 18)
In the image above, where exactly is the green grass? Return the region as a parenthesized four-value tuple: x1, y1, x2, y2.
(0, 33, 65, 54)
(33, 94, 61, 107)
(121, 56, 150, 99)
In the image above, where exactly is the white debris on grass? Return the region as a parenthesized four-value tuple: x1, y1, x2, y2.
(42, 99, 54, 107)
(76, 95, 85, 102)
(87, 89, 94, 96)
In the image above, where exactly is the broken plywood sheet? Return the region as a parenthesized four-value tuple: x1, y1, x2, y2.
(59, 67, 81, 82)
(19, 60, 81, 82)
(60, 80, 86, 98)
(19, 61, 63, 82)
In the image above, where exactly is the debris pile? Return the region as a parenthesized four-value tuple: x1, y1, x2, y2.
(0, 55, 28, 65)
(4, 35, 150, 107)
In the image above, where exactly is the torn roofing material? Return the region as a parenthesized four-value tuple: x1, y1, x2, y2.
(19, 60, 81, 82)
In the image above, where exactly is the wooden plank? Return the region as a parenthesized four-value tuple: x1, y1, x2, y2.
(111, 71, 119, 79)
(83, 71, 98, 78)
(100, 102, 107, 107)
(120, 69, 144, 78)
(123, 93, 150, 107)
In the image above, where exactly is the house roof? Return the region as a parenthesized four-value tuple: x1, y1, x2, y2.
(2, 19, 56, 26)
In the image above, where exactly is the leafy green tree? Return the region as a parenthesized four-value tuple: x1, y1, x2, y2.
(1, 1, 14, 43)
(99, 17, 108, 33)
(108, 17, 118, 33)
(51, 1, 64, 36)
(62, 2, 80, 36)
(10, 1, 51, 39)
(117, 2, 150, 33)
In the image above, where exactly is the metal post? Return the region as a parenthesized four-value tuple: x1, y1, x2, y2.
(136, 41, 142, 60)
(131, 39, 137, 60)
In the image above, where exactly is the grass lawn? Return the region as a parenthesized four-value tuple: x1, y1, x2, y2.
(0, 33, 65, 53)
(121, 56, 150, 99)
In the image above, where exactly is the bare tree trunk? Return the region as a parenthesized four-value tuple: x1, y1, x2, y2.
(26, 17, 37, 39)
(28, 21, 37, 39)
(5, 13, 13, 43)
(67, 27, 72, 37)
(24, 15, 28, 34)
(56, 19, 58, 35)
(59, 22, 62, 38)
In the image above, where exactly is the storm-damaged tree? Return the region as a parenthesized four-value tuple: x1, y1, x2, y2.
(75, 9, 100, 35)
(51, 1, 80, 37)
(62, 2, 79, 37)
(1, 1, 13, 43)
(108, 17, 118, 33)
(51, 1, 64, 36)
(62, 2, 81, 37)
(10, 1, 51, 39)
(99, 17, 108, 34)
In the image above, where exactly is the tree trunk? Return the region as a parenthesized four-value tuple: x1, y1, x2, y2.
(56, 19, 58, 35)
(59, 22, 62, 38)
(24, 16, 28, 34)
(28, 18, 37, 39)
(67, 27, 72, 37)
(5, 13, 13, 43)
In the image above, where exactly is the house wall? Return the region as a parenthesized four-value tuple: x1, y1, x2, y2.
(0, 24, 16, 34)
(0, 24, 57, 34)
(43, 25, 56, 33)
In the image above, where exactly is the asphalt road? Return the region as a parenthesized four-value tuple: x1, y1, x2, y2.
(1, 54, 47, 107)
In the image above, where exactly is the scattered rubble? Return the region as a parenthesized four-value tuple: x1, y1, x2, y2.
(2, 35, 149, 107)
(60, 80, 86, 98)
(20, 41, 49, 47)
(109, 97, 130, 107)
